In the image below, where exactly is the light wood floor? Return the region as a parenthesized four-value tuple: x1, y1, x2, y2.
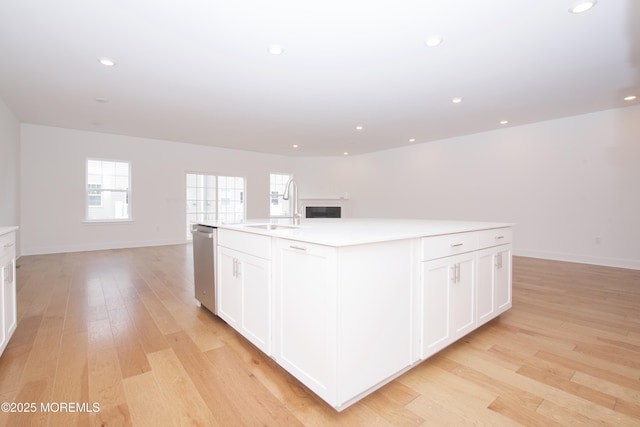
(1, 245, 639, 426)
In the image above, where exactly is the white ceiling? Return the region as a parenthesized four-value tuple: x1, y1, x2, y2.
(0, 1, 638, 156)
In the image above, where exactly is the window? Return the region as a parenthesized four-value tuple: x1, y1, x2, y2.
(270, 173, 293, 217)
(86, 159, 130, 221)
(186, 173, 245, 239)
(87, 183, 102, 206)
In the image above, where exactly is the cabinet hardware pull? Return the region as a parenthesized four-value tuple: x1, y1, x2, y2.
(233, 258, 241, 277)
(450, 243, 463, 248)
(495, 236, 505, 240)
(3, 243, 13, 248)
(450, 263, 461, 283)
(289, 245, 307, 251)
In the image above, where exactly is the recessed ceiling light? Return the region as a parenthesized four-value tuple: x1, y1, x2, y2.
(268, 46, 284, 55)
(624, 95, 637, 101)
(355, 126, 363, 130)
(292, 144, 299, 148)
(569, 1, 597, 14)
(452, 97, 463, 104)
(97, 57, 116, 67)
(343, 152, 349, 156)
(499, 120, 509, 125)
(424, 36, 443, 47)
(409, 138, 416, 142)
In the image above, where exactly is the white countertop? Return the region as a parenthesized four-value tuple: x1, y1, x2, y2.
(200, 219, 512, 247)
(0, 226, 19, 237)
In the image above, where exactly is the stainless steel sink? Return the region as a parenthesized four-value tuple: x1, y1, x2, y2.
(244, 224, 299, 230)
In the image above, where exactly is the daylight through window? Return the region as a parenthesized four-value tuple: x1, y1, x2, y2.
(270, 173, 292, 217)
(86, 159, 130, 221)
(186, 173, 245, 239)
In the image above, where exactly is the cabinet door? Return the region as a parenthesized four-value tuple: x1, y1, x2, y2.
(477, 248, 496, 326)
(451, 253, 476, 338)
(217, 247, 242, 328)
(494, 246, 512, 314)
(0, 263, 6, 354)
(477, 245, 512, 326)
(421, 252, 475, 359)
(0, 257, 16, 356)
(421, 256, 453, 358)
(239, 254, 271, 354)
(273, 239, 337, 404)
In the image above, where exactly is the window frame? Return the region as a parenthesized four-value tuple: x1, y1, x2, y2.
(186, 172, 246, 239)
(269, 172, 293, 218)
(85, 158, 132, 223)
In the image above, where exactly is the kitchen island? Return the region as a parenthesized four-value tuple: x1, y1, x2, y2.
(204, 219, 513, 411)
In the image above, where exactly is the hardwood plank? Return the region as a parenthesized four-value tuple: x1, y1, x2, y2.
(488, 396, 565, 427)
(87, 318, 115, 350)
(122, 298, 170, 354)
(137, 290, 182, 335)
(570, 371, 640, 419)
(88, 346, 127, 407)
(146, 348, 219, 426)
(114, 342, 152, 379)
(122, 372, 175, 427)
(516, 363, 617, 409)
(0, 343, 30, 395)
(534, 349, 640, 392)
(359, 381, 424, 426)
(49, 330, 90, 426)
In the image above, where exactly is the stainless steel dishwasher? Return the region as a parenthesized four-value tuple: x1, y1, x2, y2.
(191, 224, 217, 313)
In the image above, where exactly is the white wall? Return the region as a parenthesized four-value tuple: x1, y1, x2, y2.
(18, 106, 640, 269)
(0, 98, 20, 238)
(20, 125, 294, 254)
(295, 106, 640, 270)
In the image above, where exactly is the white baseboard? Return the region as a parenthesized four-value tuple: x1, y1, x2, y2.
(513, 249, 640, 271)
(20, 238, 188, 256)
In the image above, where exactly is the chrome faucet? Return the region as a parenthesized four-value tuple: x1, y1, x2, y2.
(282, 178, 302, 224)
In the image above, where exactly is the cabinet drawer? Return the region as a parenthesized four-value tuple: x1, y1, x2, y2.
(218, 229, 271, 259)
(421, 232, 478, 261)
(0, 232, 16, 259)
(478, 227, 512, 249)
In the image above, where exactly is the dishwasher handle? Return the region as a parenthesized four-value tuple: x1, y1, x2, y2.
(192, 230, 214, 239)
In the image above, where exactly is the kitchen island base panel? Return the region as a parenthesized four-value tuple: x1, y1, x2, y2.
(207, 220, 513, 411)
(273, 238, 416, 409)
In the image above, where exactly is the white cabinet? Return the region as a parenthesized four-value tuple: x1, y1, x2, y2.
(273, 239, 337, 403)
(421, 250, 476, 359)
(217, 247, 242, 325)
(0, 229, 17, 357)
(420, 228, 512, 359)
(477, 228, 513, 326)
(217, 229, 272, 354)
(273, 237, 415, 409)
